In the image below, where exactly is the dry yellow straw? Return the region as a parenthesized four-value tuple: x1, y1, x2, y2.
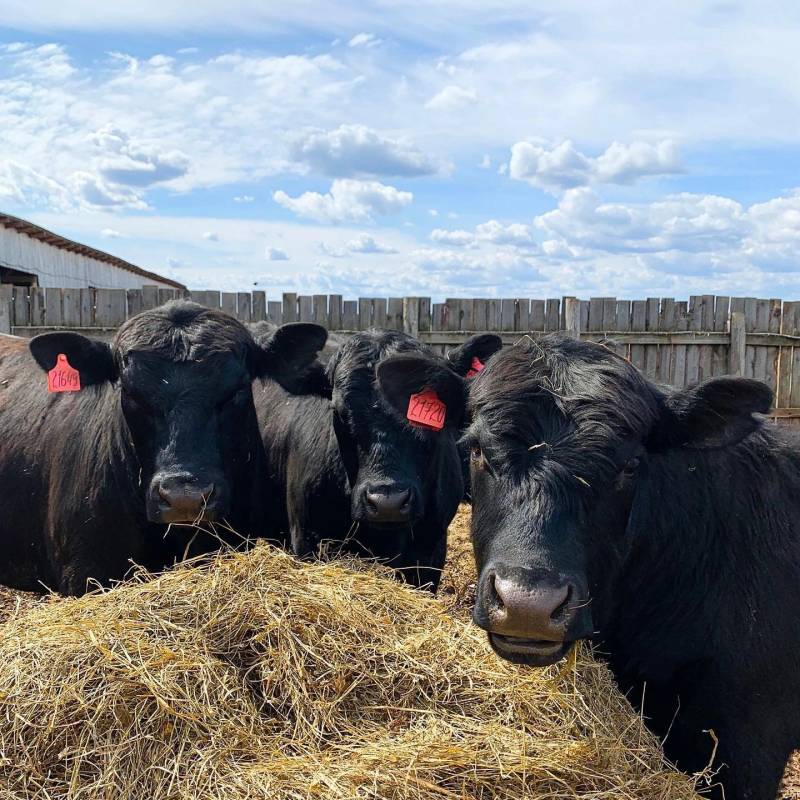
(0, 537, 699, 799)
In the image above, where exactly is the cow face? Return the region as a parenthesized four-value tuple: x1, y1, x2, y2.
(326, 331, 501, 530)
(30, 303, 326, 525)
(466, 336, 772, 667)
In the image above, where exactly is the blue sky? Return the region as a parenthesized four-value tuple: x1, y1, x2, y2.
(1, 1, 799, 299)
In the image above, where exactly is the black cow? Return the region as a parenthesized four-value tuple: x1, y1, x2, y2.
(0, 302, 326, 595)
(253, 327, 501, 590)
(465, 334, 800, 800)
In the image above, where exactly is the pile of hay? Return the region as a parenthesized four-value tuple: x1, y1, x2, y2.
(0, 544, 699, 799)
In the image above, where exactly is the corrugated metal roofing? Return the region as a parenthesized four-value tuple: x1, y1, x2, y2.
(0, 213, 186, 290)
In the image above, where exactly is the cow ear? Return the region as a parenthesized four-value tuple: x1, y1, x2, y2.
(377, 354, 467, 429)
(29, 332, 117, 385)
(648, 377, 772, 451)
(446, 334, 503, 377)
(253, 322, 330, 395)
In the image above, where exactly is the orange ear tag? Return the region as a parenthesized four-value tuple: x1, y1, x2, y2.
(48, 353, 81, 393)
(407, 389, 446, 431)
(466, 356, 485, 379)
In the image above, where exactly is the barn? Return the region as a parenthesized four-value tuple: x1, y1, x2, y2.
(0, 213, 184, 291)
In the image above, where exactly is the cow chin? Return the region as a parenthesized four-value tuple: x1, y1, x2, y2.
(488, 633, 577, 667)
(147, 505, 223, 526)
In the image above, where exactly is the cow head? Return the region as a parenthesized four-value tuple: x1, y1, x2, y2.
(30, 302, 326, 525)
(466, 335, 772, 666)
(323, 331, 501, 534)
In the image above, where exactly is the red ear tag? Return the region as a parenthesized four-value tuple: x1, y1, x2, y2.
(407, 389, 446, 431)
(47, 353, 81, 393)
(466, 356, 485, 379)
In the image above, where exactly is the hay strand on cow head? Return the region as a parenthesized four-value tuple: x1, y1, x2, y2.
(0, 542, 699, 799)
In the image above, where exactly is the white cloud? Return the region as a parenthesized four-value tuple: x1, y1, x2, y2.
(475, 220, 534, 246)
(290, 124, 439, 178)
(430, 228, 475, 247)
(265, 246, 289, 261)
(346, 233, 398, 254)
(425, 85, 477, 111)
(428, 209, 439, 217)
(93, 125, 190, 188)
(509, 139, 680, 193)
(430, 220, 535, 249)
(203, 231, 218, 241)
(320, 232, 399, 256)
(348, 32, 381, 48)
(534, 187, 746, 254)
(273, 178, 412, 223)
(101, 227, 122, 238)
(233, 195, 255, 203)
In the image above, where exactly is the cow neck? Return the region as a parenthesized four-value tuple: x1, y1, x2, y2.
(606, 426, 800, 680)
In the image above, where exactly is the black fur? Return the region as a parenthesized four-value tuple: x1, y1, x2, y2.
(0, 302, 326, 595)
(254, 329, 501, 591)
(465, 334, 799, 800)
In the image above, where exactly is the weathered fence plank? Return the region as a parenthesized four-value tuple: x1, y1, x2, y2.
(298, 295, 313, 323)
(329, 295, 343, 330)
(5, 288, 800, 414)
(252, 291, 267, 322)
(312, 295, 328, 327)
(62, 289, 81, 327)
(630, 301, 646, 372)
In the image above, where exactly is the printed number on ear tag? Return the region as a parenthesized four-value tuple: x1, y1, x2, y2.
(407, 389, 446, 431)
(48, 353, 81, 393)
(466, 356, 485, 379)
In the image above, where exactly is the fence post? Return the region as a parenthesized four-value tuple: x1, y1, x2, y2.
(730, 311, 746, 376)
(564, 296, 581, 340)
(403, 297, 420, 338)
(0, 295, 10, 334)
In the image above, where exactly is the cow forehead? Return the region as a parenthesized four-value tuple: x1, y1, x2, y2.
(120, 350, 247, 395)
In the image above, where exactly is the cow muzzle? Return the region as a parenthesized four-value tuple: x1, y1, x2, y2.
(475, 565, 592, 666)
(355, 483, 418, 525)
(148, 473, 223, 524)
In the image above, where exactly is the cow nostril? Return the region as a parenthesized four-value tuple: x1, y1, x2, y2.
(551, 584, 572, 621)
(488, 572, 506, 611)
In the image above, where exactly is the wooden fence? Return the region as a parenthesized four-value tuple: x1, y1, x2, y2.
(2, 287, 800, 416)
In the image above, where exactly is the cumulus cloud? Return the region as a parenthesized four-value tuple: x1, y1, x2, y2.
(101, 228, 122, 238)
(430, 220, 535, 249)
(203, 231, 218, 241)
(348, 33, 381, 48)
(425, 85, 477, 111)
(430, 228, 475, 247)
(273, 178, 412, 223)
(320, 233, 399, 257)
(265, 247, 289, 261)
(475, 220, 534, 246)
(509, 139, 680, 193)
(290, 124, 440, 178)
(91, 125, 190, 188)
(346, 233, 398, 254)
(534, 187, 746, 254)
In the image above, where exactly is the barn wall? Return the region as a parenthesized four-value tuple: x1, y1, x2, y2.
(0, 226, 175, 290)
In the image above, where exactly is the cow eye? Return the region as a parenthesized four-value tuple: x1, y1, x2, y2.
(622, 457, 640, 476)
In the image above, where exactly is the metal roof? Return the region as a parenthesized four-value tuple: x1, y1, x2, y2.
(0, 213, 186, 290)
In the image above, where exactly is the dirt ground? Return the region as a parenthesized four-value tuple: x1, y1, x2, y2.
(1, 504, 797, 796)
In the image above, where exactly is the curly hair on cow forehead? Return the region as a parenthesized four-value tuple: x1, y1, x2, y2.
(114, 301, 254, 362)
(468, 335, 662, 443)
